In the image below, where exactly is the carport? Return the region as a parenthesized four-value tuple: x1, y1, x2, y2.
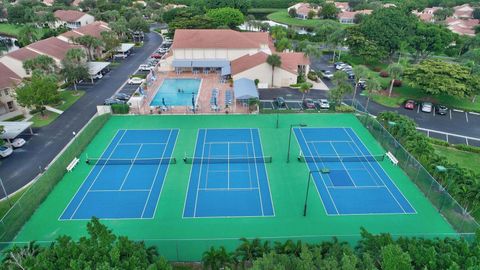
(0, 121, 33, 143)
(87, 62, 110, 83)
(115, 43, 135, 58)
(233, 78, 258, 110)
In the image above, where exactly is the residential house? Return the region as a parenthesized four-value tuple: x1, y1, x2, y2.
(453, 4, 474, 19)
(287, 3, 320, 20)
(445, 17, 479, 36)
(54, 10, 95, 29)
(164, 29, 310, 87)
(0, 63, 22, 120)
(413, 7, 442, 23)
(383, 3, 397, 8)
(333, 2, 350, 12)
(338, 10, 372, 24)
(57, 21, 111, 59)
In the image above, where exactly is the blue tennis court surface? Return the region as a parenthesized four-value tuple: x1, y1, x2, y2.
(183, 128, 274, 218)
(294, 127, 416, 215)
(60, 129, 178, 220)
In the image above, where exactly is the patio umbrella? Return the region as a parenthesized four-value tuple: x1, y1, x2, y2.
(191, 94, 195, 107)
(162, 98, 166, 106)
(214, 96, 217, 107)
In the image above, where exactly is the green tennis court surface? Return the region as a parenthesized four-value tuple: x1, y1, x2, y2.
(13, 114, 455, 261)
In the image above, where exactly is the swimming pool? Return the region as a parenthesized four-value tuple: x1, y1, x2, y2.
(150, 78, 201, 106)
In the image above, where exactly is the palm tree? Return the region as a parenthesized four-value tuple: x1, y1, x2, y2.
(266, 54, 282, 87)
(327, 29, 346, 62)
(299, 82, 311, 101)
(387, 63, 404, 97)
(17, 25, 38, 47)
(3, 241, 40, 269)
(202, 246, 233, 270)
(332, 70, 348, 86)
(364, 77, 381, 111)
(75, 36, 104, 61)
(23, 55, 56, 75)
(61, 48, 89, 92)
(352, 65, 368, 103)
(101, 31, 121, 60)
(235, 238, 265, 268)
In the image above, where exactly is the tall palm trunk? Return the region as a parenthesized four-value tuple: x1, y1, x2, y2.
(353, 82, 359, 103)
(365, 95, 371, 112)
(389, 79, 395, 97)
(271, 66, 275, 87)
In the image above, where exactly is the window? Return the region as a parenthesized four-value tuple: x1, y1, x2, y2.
(7, 101, 14, 111)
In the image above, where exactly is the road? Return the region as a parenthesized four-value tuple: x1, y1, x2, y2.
(0, 30, 162, 197)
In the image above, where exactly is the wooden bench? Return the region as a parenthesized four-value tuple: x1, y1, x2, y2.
(385, 151, 399, 166)
(67, 157, 80, 172)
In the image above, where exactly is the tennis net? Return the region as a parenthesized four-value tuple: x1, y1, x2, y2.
(183, 156, 272, 164)
(298, 154, 384, 163)
(86, 157, 177, 165)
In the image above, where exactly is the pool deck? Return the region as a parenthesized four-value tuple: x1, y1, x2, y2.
(135, 71, 250, 114)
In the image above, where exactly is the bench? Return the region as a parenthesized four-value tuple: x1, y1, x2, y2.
(67, 157, 80, 172)
(385, 151, 398, 166)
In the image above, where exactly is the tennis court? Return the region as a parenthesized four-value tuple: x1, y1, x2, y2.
(294, 127, 416, 215)
(183, 128, 274, 218)
(60, 129, 178, 220)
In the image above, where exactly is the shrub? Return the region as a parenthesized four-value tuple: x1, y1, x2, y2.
(307, 71, 318, 81)
(334, 104, 355, 112)
(372, 66, 382, 72)
(254, 79, 260, 86)
(393, 79, 402, 87)
(111, 104, 130, 114)
(379, 71, 389, 77)
(297, 74, 306, 84)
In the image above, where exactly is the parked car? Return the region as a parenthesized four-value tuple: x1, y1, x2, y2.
(128, 77, 145, 85)
(0, 146, 13, 158)
(113, 54, 128, 59)
(104, 98, 126, 105)
(139, 64, 154, 71)
(114, 93, 131, 101)
(358, 79, 367, 89)
(317, 99, 330, 109)
(421, 102, 433, 113)
(11, 138, 26, 148)
(321, 70, 334, 79)
(345, 71, 355, 80)
(335, 63, 347, 70)
(303, 98, 316, 109)
(274, 97, 286, 108)
(91, 73, 103, 80)
(157, 47, 169, 53)
(150, 53, 163, 59)
(435, 105, 448, 115)
(404, 100, 415, 110)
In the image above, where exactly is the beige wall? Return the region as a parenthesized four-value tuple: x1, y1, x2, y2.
(173, 48, 268, 61)
(0, 56, 28, 78)
(232, 63, 297, 87)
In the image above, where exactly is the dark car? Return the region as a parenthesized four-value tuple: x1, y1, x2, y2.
(274, 97, 286, 108)
(114, 93, 131, 101)
(303, 98, 316, 109)
(104, 98, 126, 105)
(346, 71, 355, 80)
(404, 100, 415, 110)
(435, 105, 448, 115)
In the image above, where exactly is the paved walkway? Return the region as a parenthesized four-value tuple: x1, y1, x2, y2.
(0, 30, 163, 197)
(45, 106, 63, 114)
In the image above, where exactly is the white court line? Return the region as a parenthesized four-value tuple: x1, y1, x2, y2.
(344, 141, 382, 186)
(182, 130, 200, 218)
(327, 185, 384, 189)
(246, 142, 254, 189)
(256, 128, 276, 216)
(89, 189, 150, 192)
(193, 129, 208, 217)
(344, 128, 410, 214)
(69, 130, 128, 219)
(250, 128, 264, 216)
(198, 187, 259, 191)
(328, 142, 357, 188)
(118, 142, 167, 146)
(140, 129, 172, 218)
(298, 128, 340, 214)
(119, 144, 144, 190)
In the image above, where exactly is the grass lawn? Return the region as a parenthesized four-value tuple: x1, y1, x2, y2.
(31, 111, 60, 128)
(248, 8, 282, 13)
(0, 23, 46, 38)
(432, 145, 480, 175)
(4, 114, 25, 122)
(54, 90, 85, 111)
(267, 11, 323, 28)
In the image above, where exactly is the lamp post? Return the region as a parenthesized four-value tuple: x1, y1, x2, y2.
(303, 170, 321, 216)
(287, 124, 307, 163)
(72, 131, 77, 156)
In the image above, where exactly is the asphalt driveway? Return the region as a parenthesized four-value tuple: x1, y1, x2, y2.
(0, 30, 163, 197)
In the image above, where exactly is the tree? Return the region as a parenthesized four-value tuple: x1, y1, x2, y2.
(403, 59, 479, 98)
(235, 238, 265, 268)
(110, 18, 129, 41)
(101, 31, 121, 59)
(320, 3, 339, 20)
(288, 7, 297, 18)
(61, 49, 89, 91)
(308, 10, 316, 19)
(434, 8, 453, 21)
(74, 36, 103, 61)
(270, 25, 287, 40)
(202, 246, 233, 270)
(409, 22, 454, 62)
(205, 0, 251, 15)
(330, 71, 353, 106)
(2, 241, 40, 269)
(7, 5, 34, 24)
(16, 74, 59, 117)
(387, 63, 404, 97)
(275, 37, 292, 52)
(17, 25, 38, 47)
(23, 55, 56, 75)
(473, 8, 480, 20)
(327, 28, 346, 61)
(380, 244, 413, 270)
(299, 82, 312, 101)
(206, 7, 244, 29)
(364, 77, 381, 111)
(345, 26, 386, 63)
(266, 54, 282, 87)
(352, 65, 368, 101)
(128, 16, 150, 33)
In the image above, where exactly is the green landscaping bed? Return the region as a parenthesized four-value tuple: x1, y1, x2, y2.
(0, 23, 46, 38)
(31, 111, 60, 128)
(432, 144, 480, 175)
(54, 90, 85, 111)
(267, 10, 321, 28)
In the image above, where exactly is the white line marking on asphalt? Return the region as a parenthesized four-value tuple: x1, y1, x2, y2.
(465, 112, 469, 123)
(453, 109, 464, 112)
(449, 110, 452, 120)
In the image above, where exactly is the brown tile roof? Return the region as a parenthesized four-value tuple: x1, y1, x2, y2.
(338, 10, 372, 20)
(60, 21, 110, 40)
(0, 63, 21, 90)
(6, 47, 40, 61)
(231, 52, 310, 75)
(446, 18, 479, 36)
(417, 13, 434, 22)
(334, 2, 350, 11)
(72, 0, 83, 6)
(454, 4, 474, 18)
(54, 10, 87, 22)
(172, 29, 271, 49)
(27, 37, 80, 60)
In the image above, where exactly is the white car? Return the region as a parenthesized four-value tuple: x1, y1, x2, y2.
(91, 73, 103, 79)
(128, 77, 145, 85)
(0, 146, 13, 158)
(321, 70, 334, 79)
(139, 64, 154, 71)
(421, 102, 433, 113)
(318, 99, 330, 109)
(11, 138, 26, 148)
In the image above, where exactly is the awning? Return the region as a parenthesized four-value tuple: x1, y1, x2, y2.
(191, 59, 229, 68)
(0, 121, 33, 140)
(172, 60, 192, 68)
(87, 62, 110, 75)
(221, 65, 231, 76)
(116, 43, 134, 53)
(171, 59, 231, 75)
(233, 78, 258, 100)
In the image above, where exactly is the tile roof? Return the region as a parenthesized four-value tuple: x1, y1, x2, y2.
(338, 10, 372, 19)
(6, 47, 40, 61)
(172, 29, 272, 49)
(27, 37, 80, 60)
(0, 63, 21, 90)
(54, 10, 87, 22)
(446, 18, 479, 36)
(231, 52, 310, 75)
(60, 21, 110, 40)
(454, 4, 474, 18)
(334, 2, 350, 11)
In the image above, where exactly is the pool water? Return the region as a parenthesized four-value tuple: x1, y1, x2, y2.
(150, 78, 201, 106)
